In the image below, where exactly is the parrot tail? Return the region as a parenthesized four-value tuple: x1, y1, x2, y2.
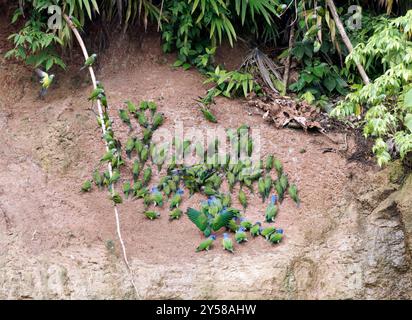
(39, 88, 47, 99)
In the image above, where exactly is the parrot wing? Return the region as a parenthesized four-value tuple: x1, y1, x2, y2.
(212, 210, 235, 231)
(35, 68, 47, 79)
(186, 207, 209, 232)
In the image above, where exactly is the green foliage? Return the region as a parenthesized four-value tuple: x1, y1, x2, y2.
(5, 14, 65, 70)
(204, 66, 261, 100)
(161, 0, 235, 71)
(162, 0, 285, 71)
(289, 59, 347, 99)
(332, 10, 412, 165)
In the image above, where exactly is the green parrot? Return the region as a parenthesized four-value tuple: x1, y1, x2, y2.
(125, 100, 137, 114)
(68, 15, 82, 29)
(265, 195, 278, 223)
(235, 227, 248, 243)
(237, 124, 250, 135)
(118, 109, 132, 128)
(109, 169, 120, 184)
(100, 95, 108, 109)
(81, 53, 97, 70)
(258, 177, 266, 202)
(222, 233, 234, 253)
(142, 128, 153, 144)
(111, 192, 123, 204)
(132, 160, 141, 182)
(144, 210, 160, 220)
(264, 175, 272, 199)
(123, 181, 132, 198)
(81, 180, 92, 192)
(140, 146, 149, 164)
(169, 208, 183, 220)
(265, 155, 274, 172)
(134, 139, 144, 154)
(133, 181, 143, 196)
(137, 111, 149, 128)
(240, 218, 253, 230)
(88, 87, 105, 101)
(155, 147, 167, 172)
(140, 101, 149, 111)
(169, 189, 184, 209)
(274, 158, 283, 176)
(151, 113, 164, 131)
(93, 170, 103, 188)
(163, 183, 172, 197)
(221, 193, 232, 207)
(200, 107, 217, 123)
(150, 187, 164, 206)
(125, 137, 135, 159)
(142, 167, 152, 186)
(226, 217, 239, 232)
(196, 235, 216, 252)
(186, 207, 235, 237)
(143, 193, 152, 207)
(35, 68, 55, 98)
(250, 222, 262, 237)
(279, 174, 289, 191)
(269, 229, 284, 244)
(148, 101, 157, 115)
(202, 185, 217, 196)
(238, 189, 247, 210)
(135, 187, 149, 199)
(227, 171, 236, 192)
(261, 226, 276, 239)
(288, 184, 300, 207)
(274, 180, 285, 203)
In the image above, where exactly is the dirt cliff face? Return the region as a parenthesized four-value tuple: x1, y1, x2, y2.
(0, 22, 411, 299)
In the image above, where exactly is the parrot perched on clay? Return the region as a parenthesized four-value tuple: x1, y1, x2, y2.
(169, 189, 184, 209)
(250, 222, 262, 237)
(265, 195, 278, 223)
(144, 210, 160, 220)
(150, 186, 164, 207)
(222, 233, 234, 253)
(196, 235, 216, 252)
(238, 189, 247, 210)
(235, 227, 248, 243)
(268, 229, 284, 244)
(288, 184, 300, 207)
(169, 208, 183, 220)
(261, 226, 276, 239)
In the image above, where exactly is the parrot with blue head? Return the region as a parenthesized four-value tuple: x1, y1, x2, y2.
(222, 233, 234, 253)
(235, 227, 248, 243)
(269, 229, 284, 244)
(169, 189, 184, 209)
(240, 217, 253, 230)
(196, 235, 217, 252)
(250, 222, 262, 237)
(150, 186, 164, 207)
(261, 226, 276, 239)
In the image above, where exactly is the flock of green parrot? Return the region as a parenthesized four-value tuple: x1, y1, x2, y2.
(79, 52, 300, 253)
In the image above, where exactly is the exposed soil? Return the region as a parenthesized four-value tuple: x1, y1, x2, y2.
(1, 16, 411, 299)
